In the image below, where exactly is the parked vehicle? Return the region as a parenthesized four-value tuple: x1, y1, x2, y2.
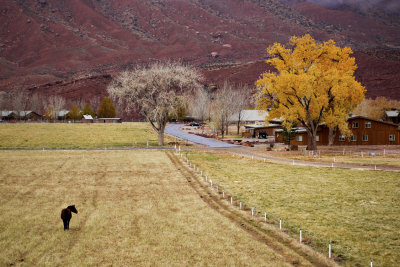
(189, 122, 201, 127)
(258, 131, 267, 139)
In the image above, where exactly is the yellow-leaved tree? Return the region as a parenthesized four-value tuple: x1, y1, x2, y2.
(256, 34, 366, 150)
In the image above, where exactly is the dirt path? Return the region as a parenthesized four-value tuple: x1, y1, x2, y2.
(166, 151, 339, 267)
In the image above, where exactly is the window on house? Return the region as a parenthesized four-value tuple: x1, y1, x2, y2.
(365, 122, 371, 128)
(352, 122, 359, 128)
(351, 135, 357, 141)
(315, 135, 319, 142)
(362, 135, 368, 141)
(296, 135, 303, 142)
(389, 134, 395, 141)
(339, 135, 345, 141)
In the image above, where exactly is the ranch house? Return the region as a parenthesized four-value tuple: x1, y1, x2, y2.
(275, 116, 400, 146)
(19, 111, 42, 121)
(1, 111, 42, 121)
(243, 122, 282, 139)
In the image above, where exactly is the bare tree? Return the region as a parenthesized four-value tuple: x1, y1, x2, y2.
(89, 96, 101, 116)
(210, 81, 238, 138)
(29, 93, 43, 114)
(108, 61, 203, 145)
(232, 84, 252, 135)
(188, 88, 210, 122)
(0, 91, 12, 110)
(45, 95, 66, 120)
(12, 90, 30, 120)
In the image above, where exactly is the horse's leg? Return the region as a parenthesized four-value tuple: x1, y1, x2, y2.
(63, 219, 67, 230)
(67, 219, 70, 230)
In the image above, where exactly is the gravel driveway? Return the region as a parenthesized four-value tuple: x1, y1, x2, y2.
(165, 124, 239, 148)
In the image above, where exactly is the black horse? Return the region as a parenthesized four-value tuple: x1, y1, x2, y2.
(61, 205, 78, 230)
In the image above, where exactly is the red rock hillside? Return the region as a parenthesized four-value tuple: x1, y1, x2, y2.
(0, 0, 399, 104)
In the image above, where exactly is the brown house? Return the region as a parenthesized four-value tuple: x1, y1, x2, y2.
(1, 111, 42, 121)
(242, 119, 282, 138)
(19, 111, 42, 121)
(243, 124, 282, 139)
(1, 111, 18, 121)
(275, 116, 400, 146)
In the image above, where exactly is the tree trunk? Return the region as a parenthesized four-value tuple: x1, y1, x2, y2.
(158, 131, 164, 146)
(157, 119, 166, 146)
(306, 130, 318, 151)
(237, 111, 241, 135)
(328, 126, 337, 146)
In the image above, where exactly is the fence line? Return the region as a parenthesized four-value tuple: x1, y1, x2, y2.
(176, 149, 376, 266)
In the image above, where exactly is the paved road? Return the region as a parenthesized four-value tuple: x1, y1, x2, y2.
(165, 124, 239, 148)
(165, 124, 400, 171)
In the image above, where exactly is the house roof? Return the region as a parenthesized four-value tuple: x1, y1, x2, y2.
(244, 123, 281, 129)
(348, 115, 399, 127)
(385, 110, 400, 117)
(19, 111, 32, 116)
(275, 127, 308, 134)
(98, 118, 121, 120)
(1, 111, 16, 117)
(229, 110, 268, 122)
(83, 114, 93, 120)
(2, 111, 41, 117)
(58, 110, 69, 117)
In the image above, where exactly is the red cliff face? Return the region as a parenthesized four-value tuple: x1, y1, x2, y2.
(0, 0, 399, 101)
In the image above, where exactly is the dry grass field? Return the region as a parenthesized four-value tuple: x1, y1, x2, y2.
(0, 150, 291, 266)
(0, 122, 176, 149)
(186, 151, 400, 266)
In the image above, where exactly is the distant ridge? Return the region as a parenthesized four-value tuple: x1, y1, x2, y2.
(0, 0, 399, 100)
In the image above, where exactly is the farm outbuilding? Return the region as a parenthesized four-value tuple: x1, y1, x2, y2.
(385, 109, 400, 125)
(58, 110, 70, 121)
(97, 118, 122, 123)
(82, 114, 94, 123)
(229, 110, 269, 125)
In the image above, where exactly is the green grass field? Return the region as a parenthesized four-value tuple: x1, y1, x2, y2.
(0, 150, 290, 266)
(298, 154, 400, 168)
(262, 151, 400, 168)
(0, 122, 177, 149)
(186, 151, 400, 266)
